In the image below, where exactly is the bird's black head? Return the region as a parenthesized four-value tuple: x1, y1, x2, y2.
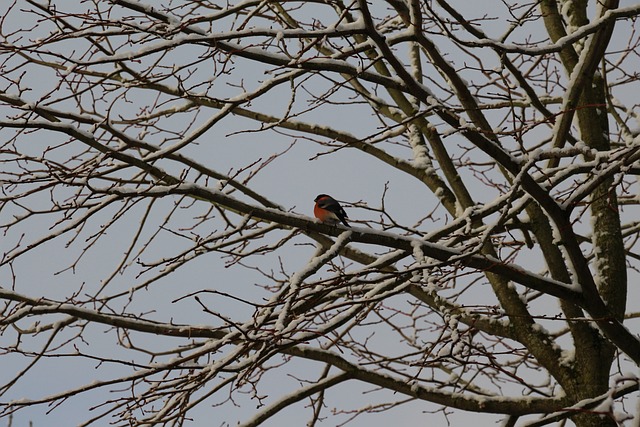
(314, 194, 330, 202)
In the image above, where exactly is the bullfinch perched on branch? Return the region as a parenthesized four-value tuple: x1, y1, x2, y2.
(314, 194, 350, 227)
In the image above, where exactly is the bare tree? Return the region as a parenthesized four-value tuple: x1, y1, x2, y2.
(1, 1, 640, 426)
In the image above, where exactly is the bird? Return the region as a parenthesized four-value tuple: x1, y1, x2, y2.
(314, 194, 350, 227)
